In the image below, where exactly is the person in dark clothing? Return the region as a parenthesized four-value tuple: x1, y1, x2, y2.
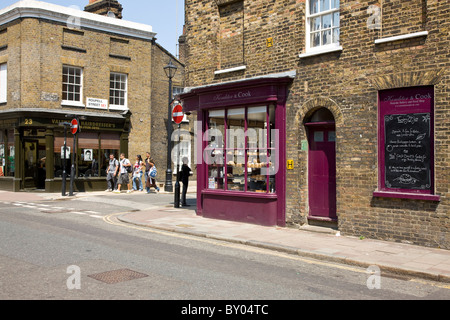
(180, 157, 191, 206)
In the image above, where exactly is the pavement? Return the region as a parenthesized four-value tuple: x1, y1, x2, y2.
(1, 189, 449, 284)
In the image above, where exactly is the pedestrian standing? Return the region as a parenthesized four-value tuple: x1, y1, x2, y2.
(105, 154, 119, 192)
(114, 153, 132, 194)
(180, 157, 191, 206)
(132, 155, 144, 191)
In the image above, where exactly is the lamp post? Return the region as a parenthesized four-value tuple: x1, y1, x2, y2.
(164, 59, 178, 192)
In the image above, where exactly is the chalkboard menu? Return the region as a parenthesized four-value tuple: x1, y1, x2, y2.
(384, 113, 431, 190)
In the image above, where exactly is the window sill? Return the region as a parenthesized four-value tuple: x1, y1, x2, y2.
(299, 46, 343, 58)
(109, 105, 129, 111)
(202, 188, 278, 199)
(374, 31, 428, 44)
(214, 65, 247, 75)
(61, 101, 85, 108)
(373, 190, 440, 202)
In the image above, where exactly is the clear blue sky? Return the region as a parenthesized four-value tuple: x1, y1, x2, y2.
(1, 0, 185, 57)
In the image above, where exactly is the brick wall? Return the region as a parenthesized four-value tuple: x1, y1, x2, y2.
(184, 0, 449, 248)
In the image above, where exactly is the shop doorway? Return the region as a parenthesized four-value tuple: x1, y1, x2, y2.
(305, 108, 337, 221)
(23, 139, 46, 190)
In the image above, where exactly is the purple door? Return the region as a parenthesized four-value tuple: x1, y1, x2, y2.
(307, 124, 337, 220)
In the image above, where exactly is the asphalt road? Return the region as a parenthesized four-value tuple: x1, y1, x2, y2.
(0, 192, 449, 306)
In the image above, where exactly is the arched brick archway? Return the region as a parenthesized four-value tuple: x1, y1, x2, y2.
(295, 97, 344, 224)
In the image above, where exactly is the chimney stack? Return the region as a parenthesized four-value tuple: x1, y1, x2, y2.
(84, 0, 123, 19)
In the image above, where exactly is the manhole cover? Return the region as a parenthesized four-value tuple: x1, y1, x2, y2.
(88, 269, 149, 284)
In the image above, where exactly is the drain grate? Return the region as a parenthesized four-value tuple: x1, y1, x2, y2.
(88, 269, 149, 284)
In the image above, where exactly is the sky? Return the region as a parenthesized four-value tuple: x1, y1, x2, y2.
(1, 0, 185, 57)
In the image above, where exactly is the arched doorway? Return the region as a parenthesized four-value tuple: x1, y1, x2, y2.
(304, 108, 337, 221)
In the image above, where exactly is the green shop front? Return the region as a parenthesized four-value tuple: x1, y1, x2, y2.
(0, 109, 130, 192)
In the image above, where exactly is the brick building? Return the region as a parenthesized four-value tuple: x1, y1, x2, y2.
(180, 0, 449, 248)
(0, 0, 184, 192)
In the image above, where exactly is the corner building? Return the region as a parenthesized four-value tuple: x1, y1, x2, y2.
(180, 0, 449, 248)
(0, 0, 184, 192)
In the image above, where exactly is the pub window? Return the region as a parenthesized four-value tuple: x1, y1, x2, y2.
(109, 72, 128, 110)
(306, 0, 340, 52)
(377, 86, 436, 198)
(0, 63, 7, 103)
(206, 105, 277, 193)
(62, 65, 83, 105)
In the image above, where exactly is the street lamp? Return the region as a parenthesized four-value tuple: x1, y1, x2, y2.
(164, 59, 178, 192)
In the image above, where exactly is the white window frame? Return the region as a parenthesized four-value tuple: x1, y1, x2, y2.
(109, 72, 128, 111)
(62, 65, 84, 107)
(304, 0, 341, 56)
(0, 63, 7, 103)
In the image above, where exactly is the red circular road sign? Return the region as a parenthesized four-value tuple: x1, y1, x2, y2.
(71, 119, 79, 135)
(172, 104, 184, 125)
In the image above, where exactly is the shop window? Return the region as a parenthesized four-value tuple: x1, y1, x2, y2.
(0, 129, 14, 177)
(100, 132, 120, 177)
(206, 105, 277, 193)
(306, 0, 340, 52)
(62, 65, 83, 106)
(377, 86, 436, 198)
(78, 132, 100, 177)
(54, 132, 117, 178)
(206, 109, 225, 190)
(0, 63, 7, 103)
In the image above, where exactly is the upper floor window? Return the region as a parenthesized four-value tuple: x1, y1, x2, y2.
(109, 72, 128, 110)
(0, 63, 7, 103)
(62, 65, 83, 105)
(306, 0, 340, 51)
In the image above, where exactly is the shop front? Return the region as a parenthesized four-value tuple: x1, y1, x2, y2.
(0, 109, 129, 192)
(181, 72, 295, 227)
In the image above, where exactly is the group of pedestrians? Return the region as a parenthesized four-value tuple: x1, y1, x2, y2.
(105, 152, 192, 205)
(105, 152, 160, 194)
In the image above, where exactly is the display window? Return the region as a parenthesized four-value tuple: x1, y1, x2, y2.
(0, 129, 14, 177)
(205, 105, 277, 194)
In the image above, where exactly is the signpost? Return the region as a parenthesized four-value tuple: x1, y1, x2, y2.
(173, 104, 183, 208)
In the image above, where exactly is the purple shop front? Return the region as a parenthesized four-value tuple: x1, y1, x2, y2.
(180, 74, 294, 226)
